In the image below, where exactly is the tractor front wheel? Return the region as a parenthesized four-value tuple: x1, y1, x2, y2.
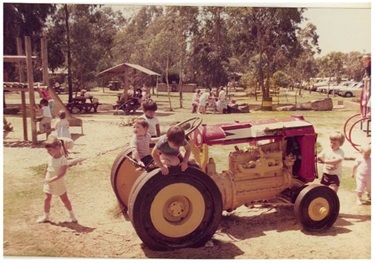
(294, 184, 340, 231)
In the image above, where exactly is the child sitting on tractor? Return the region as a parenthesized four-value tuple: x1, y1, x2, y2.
(152, 125, 196, 175)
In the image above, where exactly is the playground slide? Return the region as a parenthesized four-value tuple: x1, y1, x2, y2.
(47, 87, 83, 133)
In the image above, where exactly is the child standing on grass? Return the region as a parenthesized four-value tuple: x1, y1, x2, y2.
(317, 131, 345, 193)
(35, 98, 53, 135)
(352, 144, 371, 205)
(140, 100, 161, 137)
(152, 125, 195, 175)
(36, 136, 77, 223)
(55, 110, 71, 139)
(129, 118, 153, 168)
(198, 88, 210, 114)
(191, 89, 201, 113)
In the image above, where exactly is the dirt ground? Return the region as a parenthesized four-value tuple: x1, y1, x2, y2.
(2, 104, 372, 260)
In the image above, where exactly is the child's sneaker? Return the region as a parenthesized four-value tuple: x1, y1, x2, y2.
(70, 216, 78, 223)
(36, 216, 49, 223)
(356, 199, 363, 205)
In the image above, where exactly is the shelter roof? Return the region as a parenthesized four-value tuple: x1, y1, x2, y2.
(98, 63, 160, 76)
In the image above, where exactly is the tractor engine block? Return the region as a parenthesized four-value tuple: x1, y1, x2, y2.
(209, 140, 295, 211)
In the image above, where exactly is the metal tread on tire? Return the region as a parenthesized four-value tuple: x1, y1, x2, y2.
(294, 184, 340, 231)
(128, 166, 223, 250)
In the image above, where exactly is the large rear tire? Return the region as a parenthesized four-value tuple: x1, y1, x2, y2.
(294, 184, 340, 231)
(128, 166, 223, 250)
(110, 148, 143, 210)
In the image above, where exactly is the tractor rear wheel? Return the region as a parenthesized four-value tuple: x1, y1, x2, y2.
(110, 148, 143, 210)
(294, 184, 340, 231)
(128, 166, 223, 250)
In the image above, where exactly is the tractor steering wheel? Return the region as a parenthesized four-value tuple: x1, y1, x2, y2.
(123, 154, 154, 171)
(176, 117, 203, 137)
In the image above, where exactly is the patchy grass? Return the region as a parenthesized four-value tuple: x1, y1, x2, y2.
(30, 164, 45, 176)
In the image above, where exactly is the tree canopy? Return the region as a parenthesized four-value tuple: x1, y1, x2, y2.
(3, 4, 367, 102)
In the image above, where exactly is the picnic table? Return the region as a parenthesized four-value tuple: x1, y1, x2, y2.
(66, 96, 100, 114)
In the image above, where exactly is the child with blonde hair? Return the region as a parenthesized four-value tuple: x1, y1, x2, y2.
(129, 118, 153, 168)
(55, 110, 71, 139)
(36, 136, 77, 223)
(352, 144, 371, 205)
(317, 131, 345, 193)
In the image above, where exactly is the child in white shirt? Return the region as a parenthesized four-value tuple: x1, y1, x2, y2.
(317, 131, 345, 193)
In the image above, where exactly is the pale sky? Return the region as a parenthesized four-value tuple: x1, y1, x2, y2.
(303, 6, 371, 56)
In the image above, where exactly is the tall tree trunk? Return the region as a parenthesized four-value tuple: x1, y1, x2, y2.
(179, 57, 183, 108)
(166, 57, 172, 111)
(65, 4, 73, 102)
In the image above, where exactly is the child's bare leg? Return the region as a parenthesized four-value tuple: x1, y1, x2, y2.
(45, 123, 52, 136)
(60, 192, 77, 222)
(38, 121, 44, 133)
(44, 193, 52, 213)
(160, 155, 180, 167)
(60, 192, 72, 211)
(37, 193, 52, 223)
(329, 184, 339, 193)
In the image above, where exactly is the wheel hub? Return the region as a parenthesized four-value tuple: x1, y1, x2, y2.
(150, 183, 205, 237)
(308, 197, 329, 221)
(164, 196, 190, 222)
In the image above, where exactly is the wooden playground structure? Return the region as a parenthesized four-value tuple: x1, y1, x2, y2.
(3, 36, 82, 145)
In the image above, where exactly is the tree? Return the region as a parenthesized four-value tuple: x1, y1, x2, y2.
(316, 51, 346, 83)
(45, 4, 126, 101)
(227, 7, 304, 104)
(111, 6, 162, 66)
(147, 19, 180, 111)
(273, 70, 292, 89)
(3, 3, 55, 55)
(163, 6, 200, 108)
(289, 22, 320, 83)
(189, 6, 231, 88)
(3, 3, 55, 81)
(345, 51, 363, 81)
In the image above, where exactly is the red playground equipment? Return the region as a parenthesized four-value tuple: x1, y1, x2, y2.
(343, 75, 371, 151)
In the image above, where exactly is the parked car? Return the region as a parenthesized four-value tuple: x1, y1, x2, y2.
(311, 81, 330, 92)
(316, 84, 333, 93)
(319, 81, 357, 95)
(337, 82, 364, 97)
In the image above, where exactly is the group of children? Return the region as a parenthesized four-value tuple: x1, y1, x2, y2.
(37, 97, 371, 224)
(130, 100, 194, 175)
(35, 87, 71, 139)
(191, 86, 228, 114)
